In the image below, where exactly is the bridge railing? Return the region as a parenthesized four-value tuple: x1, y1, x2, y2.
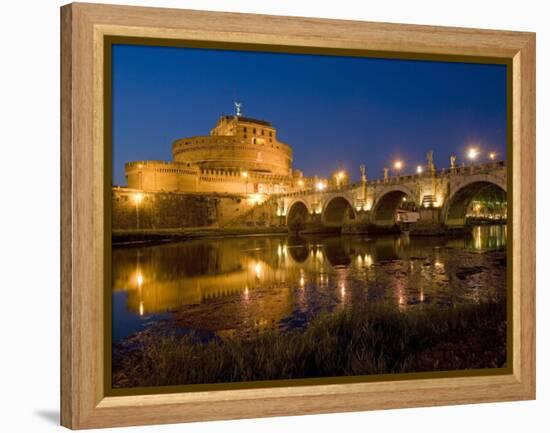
(369, 160, 506, 185)
(271, 160, 506, 197)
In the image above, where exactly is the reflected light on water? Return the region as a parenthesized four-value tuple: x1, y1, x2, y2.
(473, 226, 482, 250)
(364, 254, 373, 267)
(136, 271, 144, 287)
(254, 262, 262, 279)
(299, 269, 305, 289)
(112, 226, 507, 341)
(315, 249, 323, 261)
(340, 282, 346, 298)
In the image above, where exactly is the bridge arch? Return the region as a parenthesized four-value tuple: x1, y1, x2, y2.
(321, 195, 356, 228)
(371, 186, 416, 226)
(444, 175, 506, 226)
(286, 199, 312, 232)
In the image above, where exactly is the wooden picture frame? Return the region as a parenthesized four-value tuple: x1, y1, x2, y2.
(61, 2, 536, 429)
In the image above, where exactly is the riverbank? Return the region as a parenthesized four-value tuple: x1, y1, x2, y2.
(112, 226, 288, 246)
(112, 298, 507, 388)
(113, 222, 507, 246)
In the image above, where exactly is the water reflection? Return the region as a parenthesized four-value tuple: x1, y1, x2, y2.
(112, 224, 507, 342)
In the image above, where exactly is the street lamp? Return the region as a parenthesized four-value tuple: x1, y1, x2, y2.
(393, 160, 403, 175)
(316, 180, 326, 191)
(416, 165, 423, 174)
(242, 170, 249, 194)
(489, 152, 496, 161)
(467, 147, 479, 162)
(132, 192, 143, 205)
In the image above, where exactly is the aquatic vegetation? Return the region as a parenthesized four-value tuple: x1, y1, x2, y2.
(113, 299, 506, 388)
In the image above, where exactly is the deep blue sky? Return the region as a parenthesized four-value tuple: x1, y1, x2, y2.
(112, 44, 507, 186)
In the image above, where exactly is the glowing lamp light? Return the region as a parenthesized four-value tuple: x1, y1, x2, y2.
(335, 170, 346, 183)
(241, 171, 249, 179)
(467, 147, 479, 160)
(297, 180, 304, 187)
(248, 193, 265, 205)
(394, 160, 403, 171)
(316, 181, 326, 191)
(489, 152, 496, 160)
(136, 272, 144, 287)
(416, 165, 423, 174)
(133, 192, 144, 205)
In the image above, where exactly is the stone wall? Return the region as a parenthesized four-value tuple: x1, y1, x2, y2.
(125, 161, 199, 192)
(112, 188, 265, 230)
(125, 160, 298, 195)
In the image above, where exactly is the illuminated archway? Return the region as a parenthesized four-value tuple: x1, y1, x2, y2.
(322, 196, 356, 228)
(286, 200, 310, 232)
(444, 180, 506, 227)
(372, 189, 415, 226)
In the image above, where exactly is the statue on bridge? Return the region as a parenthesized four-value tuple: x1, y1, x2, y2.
(450, 154, 457, 171)
(383, 167, 389, 182)
(426, 150, 436, 173)
(360, 164, 367, 183)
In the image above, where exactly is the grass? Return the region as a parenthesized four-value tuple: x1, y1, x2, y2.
(112, 299, 507, 388)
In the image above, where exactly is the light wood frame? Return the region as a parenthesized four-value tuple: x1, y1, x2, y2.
(61, 2, 536, 429)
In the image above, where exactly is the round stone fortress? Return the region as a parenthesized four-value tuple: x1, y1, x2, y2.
(125, 113, 303, 195)
(172, 115, 292, 177)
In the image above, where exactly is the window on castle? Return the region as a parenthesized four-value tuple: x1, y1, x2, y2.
(253, 128, 256, 134)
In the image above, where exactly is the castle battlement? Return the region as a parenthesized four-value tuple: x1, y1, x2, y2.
(125, 112, 303, 195)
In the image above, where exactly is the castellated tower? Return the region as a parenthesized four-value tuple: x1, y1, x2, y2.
(125, 114, 299, 195)
(172, 115, 292, 177)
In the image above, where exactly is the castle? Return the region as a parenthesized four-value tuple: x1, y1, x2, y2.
(125, 110, 314, 195)
(116, 107, 507, 233)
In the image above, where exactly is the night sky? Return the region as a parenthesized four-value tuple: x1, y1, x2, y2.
(112, 44, 507, 186)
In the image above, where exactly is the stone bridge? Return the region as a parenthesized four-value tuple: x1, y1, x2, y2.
(268, 160, 506, 233)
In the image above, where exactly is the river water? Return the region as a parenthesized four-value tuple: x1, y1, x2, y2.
(112, 224, 507, 344)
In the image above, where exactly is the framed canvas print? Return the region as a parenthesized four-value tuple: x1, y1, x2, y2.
(60, 2, 536, 429)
